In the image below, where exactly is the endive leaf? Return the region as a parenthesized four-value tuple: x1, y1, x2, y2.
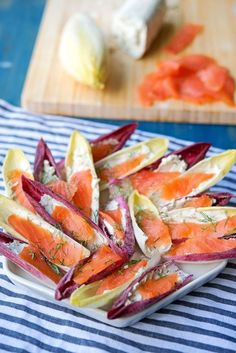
(2, 149, 34, 212)
(99, 196, 135, 258)
(0, 195, 90, 270)
(204, 192, 234, 206)
(65, 130, 99, 222)
(96, 137, 169, 190)
(34, 138, 62, 183)
(146, 142, 211, 171)
(129, 191, 171, 258)
(178, 192, 234, 209)
(91, 123, 138, 162)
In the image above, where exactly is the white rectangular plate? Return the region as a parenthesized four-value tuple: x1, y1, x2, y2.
(3, 257, 227, 328)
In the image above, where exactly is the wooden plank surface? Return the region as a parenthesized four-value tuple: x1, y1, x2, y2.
(21, 0, 236, 124)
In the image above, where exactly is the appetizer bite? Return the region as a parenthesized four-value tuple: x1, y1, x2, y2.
(1, 124, 236, 320)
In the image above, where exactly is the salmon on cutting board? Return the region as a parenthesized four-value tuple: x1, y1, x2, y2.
(21, 0, 236, 124)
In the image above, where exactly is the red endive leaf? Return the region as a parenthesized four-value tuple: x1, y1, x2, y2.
(34, 138, 62, 181)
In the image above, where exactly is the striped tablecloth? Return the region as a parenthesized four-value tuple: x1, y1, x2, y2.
(0, 100, 236, 353)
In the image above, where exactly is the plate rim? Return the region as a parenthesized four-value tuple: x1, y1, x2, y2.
(3, 257, 227, 327)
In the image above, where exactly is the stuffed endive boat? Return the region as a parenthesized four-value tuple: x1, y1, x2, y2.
(96, 137, 169, 190)
(65, 130, 99, 222)
(154, 149, 236, 209)
(173, 192, 234, 209)
(91, 123, 138, 162)
(55, 123, 138, 172)
(108, 261, 192, 319)
(0, 230, 64, 284)
(3, 148, 35, 212)
(0, 195, 90, 270)
(70, 258, 148, 308)
(33, 138, 77, 202)
(163, 206, 236, 261)
(129, 191, 172, 258)
(109, 142, 211, 200)
(34, 138, 62, 183)
(21, 176, 107, 251)
(99, 196, 135, 257)
(55, 244, 126, 300)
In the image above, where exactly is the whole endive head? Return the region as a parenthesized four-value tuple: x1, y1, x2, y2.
(59, 13, 107, 89)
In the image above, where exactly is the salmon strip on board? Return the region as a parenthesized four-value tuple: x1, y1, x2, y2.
(165, 23, 203, 54)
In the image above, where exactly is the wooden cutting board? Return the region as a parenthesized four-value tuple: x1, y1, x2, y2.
(21, 0, 236, 124)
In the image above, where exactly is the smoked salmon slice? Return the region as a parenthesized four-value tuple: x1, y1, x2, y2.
(95, 259, 147, 295)
(99, 209, 124, 244)
(138, 55, 235, 107)
(180, 194, 213, 208)
(165, 24, 203, 54)
(165, 236, 236, 261)
(136, 210, 171, 250)
(129, 170, 181, 197)
(8, 214, 87, 268)
(19, 245, 63, 284)
(161, 172, 214, 201)
(197, 64, 229, 92)
(70, 170, 94, 218)
(179, 192, 234, 209)
(137, 272, 178, 300)
(5, 170, 35, 212)
(98, 155, 145, 184)
(164, 207, 236, 243)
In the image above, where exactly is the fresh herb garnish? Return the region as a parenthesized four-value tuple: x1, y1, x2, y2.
(199, 212, 215, 224)
(49, 263, 60, 275)
(29, 249, 36, 260)
(81, 240, 88, 248)
(127, 259, 139, 266)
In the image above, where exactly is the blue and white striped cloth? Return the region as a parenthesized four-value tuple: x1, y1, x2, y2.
(0, 100, 236, 353)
